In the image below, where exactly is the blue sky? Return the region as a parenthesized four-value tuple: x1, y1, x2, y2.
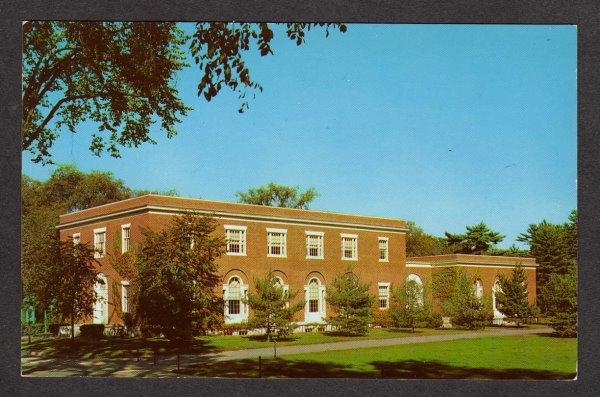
(22, 24, 577, 247)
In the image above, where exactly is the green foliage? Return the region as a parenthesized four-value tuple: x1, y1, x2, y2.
(543, 270, 577, 337)
(517, 211, 577, 313)
(24, 22, 346, 164)
(326, 271, 374, 335)
(246, 274, 304, 339)
(390, 279, 431, 332)
(486, 243, 532, 257)
(406, 221, 452, 257)
(136, 214, 225, 339)
(444, 222, 505, 254)
(51, 240, 101, 339)
(80, 324, 105, 339)
(495, 265, 536, 326)
(432, 267, 460, 307)
(370, 309, 394, 328)
(441, 270, 492, 329)
(23, 22, 190, 164)
(236, 182, 319, 209)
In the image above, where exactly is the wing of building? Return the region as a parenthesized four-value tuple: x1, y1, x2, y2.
(56, 194, 537, 329)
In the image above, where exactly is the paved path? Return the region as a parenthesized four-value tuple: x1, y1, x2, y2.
(21, 327, 553, 377)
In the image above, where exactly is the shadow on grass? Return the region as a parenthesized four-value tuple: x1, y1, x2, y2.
(176, 358, 575, 380)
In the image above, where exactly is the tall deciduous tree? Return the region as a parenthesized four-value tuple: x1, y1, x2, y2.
(23, 22, 346, 164)
(246, 274, 304, 340)
(52, 240, 100, 339)
(441, 270, 492, 330)
(326, 271, 374, 335)
(390, 279, 428, 332)
(406, 221, 452, 257)
(444, 222, 505, 254)
(494, 265, 537, 327)
(236, 182, 319, 209)
(135, 214, 225, 339)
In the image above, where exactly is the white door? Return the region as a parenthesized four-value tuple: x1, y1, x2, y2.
(93, 274, 108, 324)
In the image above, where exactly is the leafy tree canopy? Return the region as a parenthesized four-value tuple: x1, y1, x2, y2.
(236, 182, 319, 209)
(441, 270, 492, 329)
(326, 270, 374, 335)
(23, 22, 346, 164)
(444, 222, 505, 255)
(406, 221, 452, 257)
(390, 279, 430, 332)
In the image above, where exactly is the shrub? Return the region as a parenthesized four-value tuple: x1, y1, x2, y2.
(80, 324, 105, 339)
(417, 313, 443, 329)
(371, 310, 394, 328)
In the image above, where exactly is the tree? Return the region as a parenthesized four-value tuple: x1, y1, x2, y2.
(444, 222, 505, 254)
(406, 221, 452, 257)
(23, 22, 345, 164)
(246, 274, 304, 340)
(442, 270, 492, 329)
(51, 239, 100, 339)
(236, 182, 319, 209)
(135, 214, 225, 339)
(517, 211, 577, 313)
(486, 243, 532, 257)
(390, 279, 427, 332)
(326, 271, 374, 335)
(543, 270, 577, 337)
(494, 265, 536, 327)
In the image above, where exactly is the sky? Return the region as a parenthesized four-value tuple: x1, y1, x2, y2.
(22, 24, 577, 248)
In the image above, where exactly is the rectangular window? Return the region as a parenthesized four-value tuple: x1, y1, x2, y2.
(72, 232, 80, 245)
(309, 299, 319, 313)
(225, 225, 247, 255)
(121, 282, 129, 313)
(228, 300, 240, 315)
(93, 228, 106, 258)
(305, 231, 324, 259)
(379, 237, 389, 261)
(379, 283, 390, 309)
(341, 234, 358, 260)
(267, 228, 287, 257)
(121, 224, 131, 253)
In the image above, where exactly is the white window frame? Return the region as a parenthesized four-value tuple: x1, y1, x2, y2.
(378, 282, 391, 310)
(93, 273, 108, 324)
(378, 237, 389, 262)
(340, 233, 358, 261)
(72, 232, 81, 245)
(223, 276, 249, 324)
(304, 278, 326, 323)
(224, 225, 247, 256)
(121, 224, 131, 254)
(93, 227, 106, 258)
(305, 231, 324, 259)
(266, 228, 287, 258)
(121, 280, 130, 313)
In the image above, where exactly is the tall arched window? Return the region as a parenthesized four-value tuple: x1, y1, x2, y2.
(474, 279, 484, 299)
(93, 273, 108, 324)
(406, 274, 424, 305)
(224, 276, 248, 324)
(492, 279, 505, 324)
(304, 277, 326, 323)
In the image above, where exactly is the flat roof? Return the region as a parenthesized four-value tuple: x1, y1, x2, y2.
(407, 253, 536, 267)
(57, 194, 408, 232)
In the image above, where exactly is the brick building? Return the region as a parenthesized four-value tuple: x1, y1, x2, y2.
(56, 194, 537, 328)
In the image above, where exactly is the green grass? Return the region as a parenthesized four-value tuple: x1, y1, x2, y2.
(180, 333, 577, 379)
(21, 327, 461, 359)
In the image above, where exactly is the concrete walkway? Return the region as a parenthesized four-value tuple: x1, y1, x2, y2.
(21, 327, 553, 377)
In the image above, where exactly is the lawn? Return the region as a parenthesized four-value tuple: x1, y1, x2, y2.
(21, 327, 462, 359)
(179, 333, 577, 379)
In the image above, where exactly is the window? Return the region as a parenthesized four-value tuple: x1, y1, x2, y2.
(121, 224, 131, 253)
(305, 231, 324, 259)
(225, 225, 247, 255)
(378, 237, 389, 261)
(228, 299, 240, 315)
(308, 279, 320, 313)
(267, 228, 287, 257)
(341, 234, 358, 260)
(93, 228, 106, 258)
(72, 232, 80, 245)
(378, 283, 390, 309)
(227, 277, 242, 315)
(121, 281, 130, 313)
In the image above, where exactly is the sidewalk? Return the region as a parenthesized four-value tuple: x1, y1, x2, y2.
(21, 327, 553, 377)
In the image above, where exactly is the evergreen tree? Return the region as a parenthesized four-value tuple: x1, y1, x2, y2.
(543, 269, 577, 337)
(327, 271, 374, 335)
(444, 222, 505, 254)
(390, 279, 428, 332)
(494, 265, 536, 327)
(246, 274, 304, 340)
(136, 214, 225, 339)
(443, 270, 492, 329)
